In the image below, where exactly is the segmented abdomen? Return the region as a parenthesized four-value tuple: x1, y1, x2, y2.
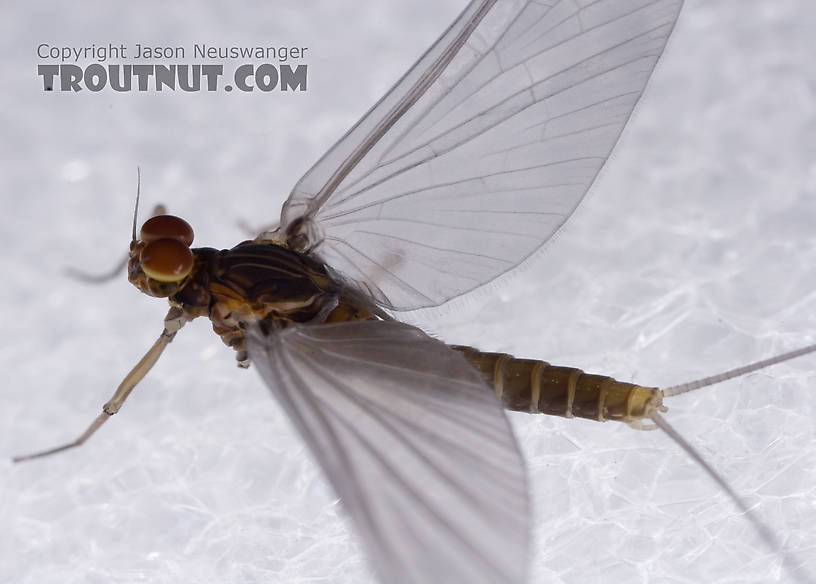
(451, 346, 663, 426)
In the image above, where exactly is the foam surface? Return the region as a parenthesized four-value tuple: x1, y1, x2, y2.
(1, 1, 815, 583)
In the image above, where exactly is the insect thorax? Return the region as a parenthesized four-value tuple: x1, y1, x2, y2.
(171, 241, 374, 364)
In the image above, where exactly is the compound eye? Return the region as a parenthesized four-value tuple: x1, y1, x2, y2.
(140, 215, 194, 246)
(139, 239, 194, 282)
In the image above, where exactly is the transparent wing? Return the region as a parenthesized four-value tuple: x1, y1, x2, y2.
(280, 0, 683, 310)
(246, 320, 529, 584)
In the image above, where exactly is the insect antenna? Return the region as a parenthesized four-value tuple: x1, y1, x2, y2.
(64, 167, 166, 284)
(653, 343, 816, 584)
(131, 165, 141, 242)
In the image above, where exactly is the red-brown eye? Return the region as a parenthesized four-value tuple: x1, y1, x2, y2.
(140, 215, 194, 246)
(139, 239, 194, 282)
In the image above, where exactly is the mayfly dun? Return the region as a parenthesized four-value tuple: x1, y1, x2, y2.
(7, 1, 816, 583)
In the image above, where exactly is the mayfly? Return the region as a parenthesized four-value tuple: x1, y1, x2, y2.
(12, 1, 815, 583)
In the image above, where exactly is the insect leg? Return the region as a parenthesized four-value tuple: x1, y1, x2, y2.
(64, 203, 168, 283)
(12, 306, 188, 463)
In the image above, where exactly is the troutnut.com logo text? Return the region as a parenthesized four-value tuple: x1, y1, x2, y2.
(37, 43, 309, 93)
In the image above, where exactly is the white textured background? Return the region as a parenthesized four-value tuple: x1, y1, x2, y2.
(2, 1, 815, 583)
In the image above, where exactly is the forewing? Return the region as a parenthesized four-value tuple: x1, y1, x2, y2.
(280, 0, 684, 310)
(246, 320, 529, 584)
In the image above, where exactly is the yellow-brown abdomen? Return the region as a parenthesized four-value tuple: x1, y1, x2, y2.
(452, 346, 663, 425)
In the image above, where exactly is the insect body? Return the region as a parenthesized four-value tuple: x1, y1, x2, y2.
(133, 209, 668, 423)
(17, 1, 814, 584)
(129, 210, 667, 428)
(453, 345, 663, 425)
(130, 215, 379, 362)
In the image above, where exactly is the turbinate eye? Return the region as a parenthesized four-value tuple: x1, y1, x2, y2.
(139, 239, 194, 282)
(140, 215, 194, 246)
